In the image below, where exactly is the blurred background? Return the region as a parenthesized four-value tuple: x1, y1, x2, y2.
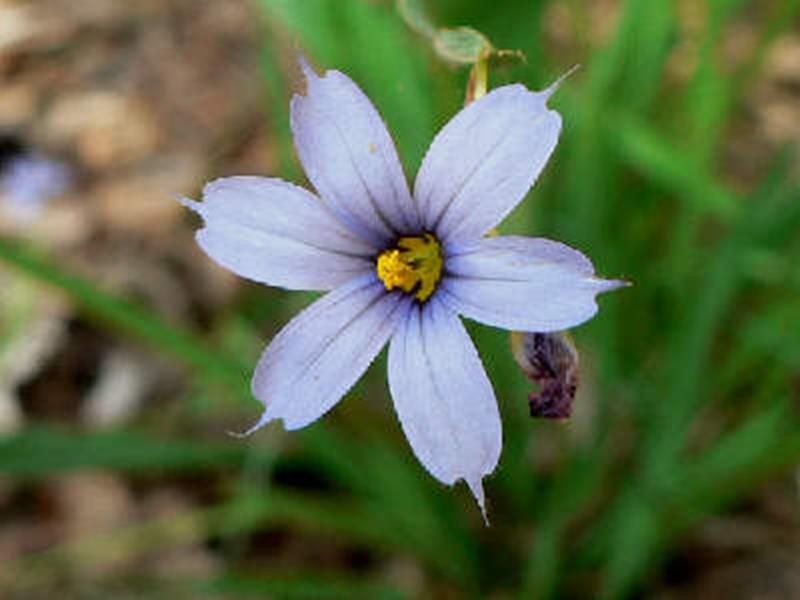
(0, 0, 799, 598)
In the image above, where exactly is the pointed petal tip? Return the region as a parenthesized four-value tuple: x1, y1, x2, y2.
(584, 276, 631, 294)
(227, 411, 272, 439)
(542, 64, 580, 100)
(598, 277, 632, 292)
(297, 54, 319, 86)
(466, 476, 491, 527)
(177, 195, 201, 212)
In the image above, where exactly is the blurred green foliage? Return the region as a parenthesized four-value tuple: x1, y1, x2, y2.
(1, 0, 799, 598)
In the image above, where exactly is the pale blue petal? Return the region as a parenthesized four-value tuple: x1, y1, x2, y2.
(182, 176, 375, 291)
(388, 296, 501, 516)
(414, 84, 561, 242)
(247, 274, 411, 432)
(291, 60, 419, 247)
(440, 236, 626, 331)
(1, 154, 71, 221)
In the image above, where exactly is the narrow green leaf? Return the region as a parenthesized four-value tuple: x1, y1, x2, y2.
(0, 237, 249, 397)
(259, 0, 436, 167)
(675, 402, 800, 518)
(600, 493, 660, 600)
(0, 426, 247, 476)
(613, 116, 737, 216)
(198, 571, 406, 600)
(258, 30, 301, 181)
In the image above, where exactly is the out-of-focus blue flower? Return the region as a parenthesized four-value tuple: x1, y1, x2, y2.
(1, 153, 72, 221)
(182, 60, 624, 517)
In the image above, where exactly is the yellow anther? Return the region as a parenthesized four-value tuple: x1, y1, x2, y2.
(376, 250, 415, 292)
(376, 233, 443, 301)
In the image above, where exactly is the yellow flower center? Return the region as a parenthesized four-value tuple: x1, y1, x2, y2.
(376, 233, 443, 302)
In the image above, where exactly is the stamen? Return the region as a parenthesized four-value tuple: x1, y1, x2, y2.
(376, 233, 443, 301)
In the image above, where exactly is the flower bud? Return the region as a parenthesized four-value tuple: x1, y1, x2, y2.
(510, 331, 579, 420)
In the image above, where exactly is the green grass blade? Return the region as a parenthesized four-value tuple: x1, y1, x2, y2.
(258, 0, 436, 168)
(0, 237, 249, 396)
(0, 426, 248, 476)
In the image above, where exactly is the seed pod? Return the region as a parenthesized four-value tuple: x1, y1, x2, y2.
(510, 331, 579, 420)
